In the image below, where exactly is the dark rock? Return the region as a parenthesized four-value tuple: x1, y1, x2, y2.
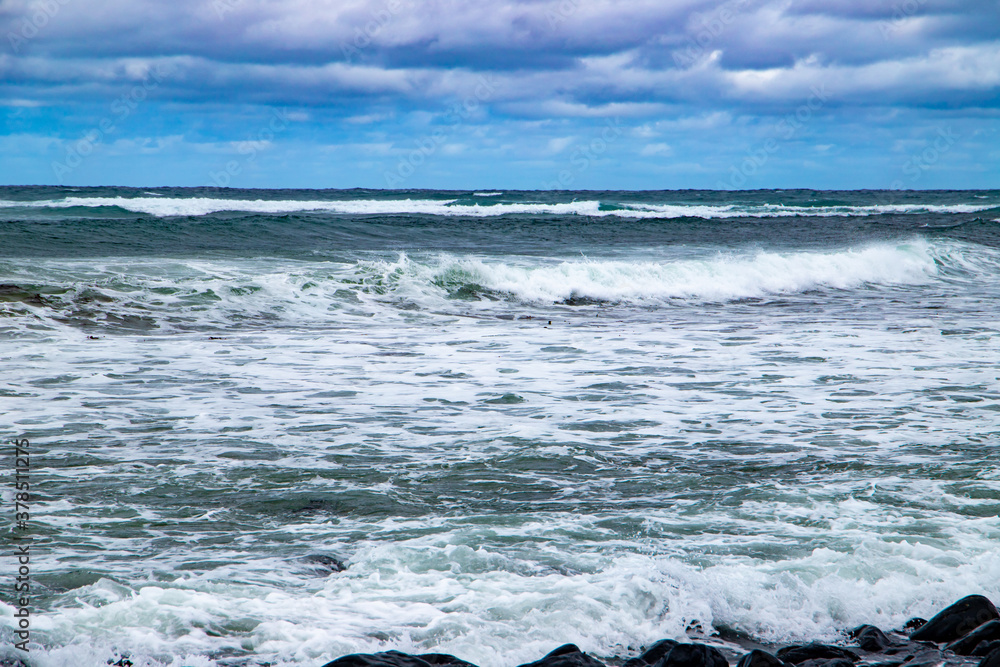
(736, 650, 790, 667)
(418, 655, 480, 667)
(302, 554, 347, 573)
(654, 643, 728, 667)
(903, 620, 927, 633)
(776, 645, 860, 665)
(322, 651, 476, 667)
(910, 596, 1000, 643)
(547, 647, 585, 659)
(902, 648, 948, 667)
(798, 659, 854, 667)
(975, 642, 1000, 658)
(515, 645, 606, 667)
(849, 625, 892, 652)
(623, 640, 681, 667)
(980, 647, 1000, 667)
(947, 621, 1000, 656)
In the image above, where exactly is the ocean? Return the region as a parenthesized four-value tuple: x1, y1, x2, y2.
(1, 187, 999, 667)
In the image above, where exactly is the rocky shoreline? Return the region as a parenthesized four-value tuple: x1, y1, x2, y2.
(322, 595, 1000, 667)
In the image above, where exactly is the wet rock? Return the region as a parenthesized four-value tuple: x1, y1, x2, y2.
(322, 651, 478, 667)
(980, 647, 1000, 667)
(546, 646, 585, 658)
(776, 645, 860, 665)
(975, 642, 1000, 658)
(798, 659, 854, 667)
(947, 621, 1000, 656)
(419, 654, 480, 667)
(910, 596, 1000, 643)
(623, 640, 680, 667)
(849, 625, 892, 652)
(902, 648, 947, 667)
(516, 644, 607, 667)
(736, 650, 790, 667)
(654, 643, 728, 667)
(903, 620, 928, 633)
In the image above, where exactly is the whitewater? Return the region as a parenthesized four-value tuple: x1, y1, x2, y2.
(0, 187, 998, 667)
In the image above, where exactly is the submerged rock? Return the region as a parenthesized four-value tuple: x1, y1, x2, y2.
(515, 644, 606, 667)
(775, 645, 860, 665)
(911, 596, 999, 643)
(736, 650, 790, 667)
(948, 621, 1000, 656)
(302, 553, 347, 573)
(655, 643, 728, 667)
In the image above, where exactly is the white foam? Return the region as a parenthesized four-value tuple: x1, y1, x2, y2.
(375, 240, 942, 306)
(8, 528, 1000, 667)
(0, 197, 994, 218)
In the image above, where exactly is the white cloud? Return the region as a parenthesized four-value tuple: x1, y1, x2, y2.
(546, 136, 576, 154)
(639, 142, 673, 156)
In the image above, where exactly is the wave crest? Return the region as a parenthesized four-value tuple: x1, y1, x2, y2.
(366, 241, 940, 305)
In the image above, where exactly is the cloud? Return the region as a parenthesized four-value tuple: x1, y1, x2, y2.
(2, 0, 997, 114)
(1, 0, 997, 187)
(639, 142, 673, 156)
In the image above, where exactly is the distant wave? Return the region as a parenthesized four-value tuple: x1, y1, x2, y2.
(0, 197, 995, 219)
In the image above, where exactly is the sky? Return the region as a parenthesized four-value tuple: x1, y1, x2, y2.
(0, 0, 998, 189)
